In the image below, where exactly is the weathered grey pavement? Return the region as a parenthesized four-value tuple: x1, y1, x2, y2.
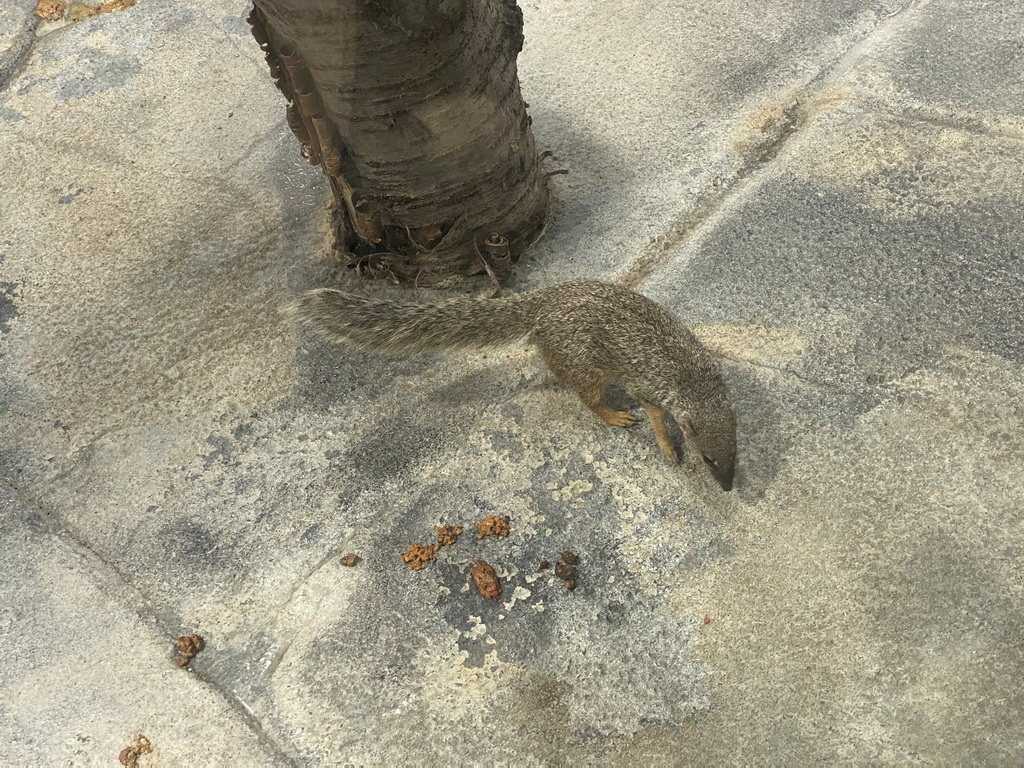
(2, 0, 1022, 763)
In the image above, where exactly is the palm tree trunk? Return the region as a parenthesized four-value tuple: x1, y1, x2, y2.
(249, 0, 549, 287)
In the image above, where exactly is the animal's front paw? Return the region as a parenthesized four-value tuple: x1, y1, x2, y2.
(659, 443, 680, 464)
(605, 409, 638, 428)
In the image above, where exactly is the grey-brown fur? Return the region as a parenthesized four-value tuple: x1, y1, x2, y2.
(290, 280, 737, 490)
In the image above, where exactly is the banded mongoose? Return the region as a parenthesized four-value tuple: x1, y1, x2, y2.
(290, 280, 737, 490)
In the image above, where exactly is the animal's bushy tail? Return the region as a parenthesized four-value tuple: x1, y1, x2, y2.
(287, 289, 542, 355)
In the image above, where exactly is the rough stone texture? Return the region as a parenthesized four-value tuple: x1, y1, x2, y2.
(517, 0, 910, 286)
(0, 484, 283, 764)
(839, 0, 1024, 119)
(0, 0, 40, 90)
(2, 0, 1023, 764)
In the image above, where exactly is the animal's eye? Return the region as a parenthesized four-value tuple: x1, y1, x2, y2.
(702, 455, 718, 468)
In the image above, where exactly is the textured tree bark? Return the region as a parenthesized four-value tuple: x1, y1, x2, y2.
(249, 0, 549, 287)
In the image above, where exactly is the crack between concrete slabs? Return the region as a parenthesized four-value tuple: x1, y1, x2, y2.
(864, 99, 1024, 144)
(619, 0, 924, 291)
(717, 353, 868, 398)
(0, 15, 41, 93)
(275, 533, 355, 614)
(616, 91, 813, 292)
(0, 476, 298, 767)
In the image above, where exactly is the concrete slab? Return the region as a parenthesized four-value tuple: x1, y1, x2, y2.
(0, 483, 283, 764)
(645, 103, 1024, 761)
(2, 0, 1023, 763)
(651, 104, 1024, 391)
(0, 0, 326, 452)
(839, 0, 1024, 119)
(517, 0, 913, 286)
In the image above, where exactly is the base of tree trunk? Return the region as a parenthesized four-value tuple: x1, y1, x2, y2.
(250, 0, 549, 287)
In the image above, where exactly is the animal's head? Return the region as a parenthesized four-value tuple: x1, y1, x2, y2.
(677, 399, 737, 491)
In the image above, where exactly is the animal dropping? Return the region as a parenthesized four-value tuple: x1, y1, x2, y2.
(470, 560, 502, 599)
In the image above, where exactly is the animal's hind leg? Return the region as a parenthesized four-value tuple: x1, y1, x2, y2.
(537, 346, 636, 428)
(579, 375, 637, 428)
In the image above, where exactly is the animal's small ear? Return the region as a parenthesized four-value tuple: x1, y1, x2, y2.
(678, 412, 697, 437)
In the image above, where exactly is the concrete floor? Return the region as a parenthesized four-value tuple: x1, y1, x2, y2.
(2, 0, 1022, 763)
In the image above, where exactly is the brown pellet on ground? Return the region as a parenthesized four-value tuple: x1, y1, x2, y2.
(435, 524, 464, 547)
(175, 634, 203, 667)
(470, 559, 502, 599)
(340, 553, 360, 567)
(402, 542, 438, 571)
(554, 563, 574, 580)
(34, 1, 65, 20)
(476, 515, 510, 539)
(119, 735, 153, 768)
